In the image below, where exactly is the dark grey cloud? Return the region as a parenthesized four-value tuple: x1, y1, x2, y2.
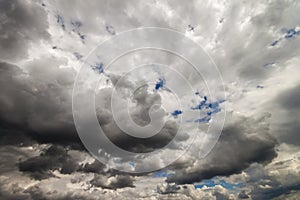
(0, 129, 35, 147)
(17, 144, 137, 190)
(0, 0, 299, 199)
(18, 145, 79, 180)
(94, 77, 187, 153)
(273, 84, 300, 145)
(0, 60, 184, 153)
(0, 182, 97, 200)
(79, 159, 128, 177)
(78, 159, 137, 190)
(157, 183, 181, 194)
(278, 84, 300, 111)
(167, 114, 278, 184)
(0, 145, 33, 176)
(243, 163, 300, 200)
(102, 119, 181, 153)
(0, 0, 50, 61)
(79, 160, 106, 174)
(253, 182, 300, 200)
(0, 60, 80, 146)
(0, 182, 31, 200)
(238, 191, 250, 199)
(156, 183, 234, 199)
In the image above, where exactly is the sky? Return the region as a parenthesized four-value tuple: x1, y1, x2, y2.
(0, 0, 300, 199)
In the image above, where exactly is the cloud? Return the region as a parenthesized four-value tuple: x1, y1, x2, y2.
(156, 183, 235, 200)
(273, 84, 300, 145)
(90, 174, 135, 189)
(93, 74, 188, 153)
(167, 113, 277, 184)
(16, 144, 137, 190)
(0, 182, 31, 200)
(244, 144, 300, 199)
(277, 84, 300, 111)
(18, 145, 79, 180)
(0, 0, 300, 199)
(0, 59, 185, 154)
(0, 0, 50, 61)
(0, 60, 79, 145)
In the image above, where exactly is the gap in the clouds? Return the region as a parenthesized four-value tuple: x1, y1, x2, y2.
(171, 110, 183, 118)
(190, 95, 225, 124)
(194, 179, 243, 190)
(153, 170, 175, 178)
(270, 39, 280, 46)
(129, 161, 136, 169)
(284, 28, 300, 39)
(191, 95, 207, 110)
(270, 27, 300, 47)
(154, 77, 166, 91)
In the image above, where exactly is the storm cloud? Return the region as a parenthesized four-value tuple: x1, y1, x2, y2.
(0, 0, 300, 199)
(167, 114, 278, 184)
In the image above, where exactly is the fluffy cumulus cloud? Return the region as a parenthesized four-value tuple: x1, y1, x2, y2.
(0, 0, 300, 199)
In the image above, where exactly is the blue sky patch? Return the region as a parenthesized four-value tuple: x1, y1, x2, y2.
(191, 96, 207, 110)
(155, 78, 165, 90)
(153, 170, 175, 178)
(284, 28, 300, 39)
(191, 97, 224, 123)
(129, 162, 136, 168)
(171, 110, 183, 118)
(270, 27, 300, 46)
(194, 179, 242, 190)
(219, 180, 243, 189)
(194, 180, 216, 189)
(270, 39, 279, 46)
(192, 96, 223, 111)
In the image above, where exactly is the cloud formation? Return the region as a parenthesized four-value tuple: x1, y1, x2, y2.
(0, 0, 300, 199)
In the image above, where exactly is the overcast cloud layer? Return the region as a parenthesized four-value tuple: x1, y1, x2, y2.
(1, 0, 300, 199)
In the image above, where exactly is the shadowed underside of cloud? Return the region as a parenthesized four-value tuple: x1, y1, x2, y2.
(274, 84, 300, 145)
(0, 61, 79, 145)
(0, 42, 280, 199)
(18, 145, 79, 180)
(0, 60, 185, 153)
(18, 144, 136, 190)
(167, 114, 278, 184)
